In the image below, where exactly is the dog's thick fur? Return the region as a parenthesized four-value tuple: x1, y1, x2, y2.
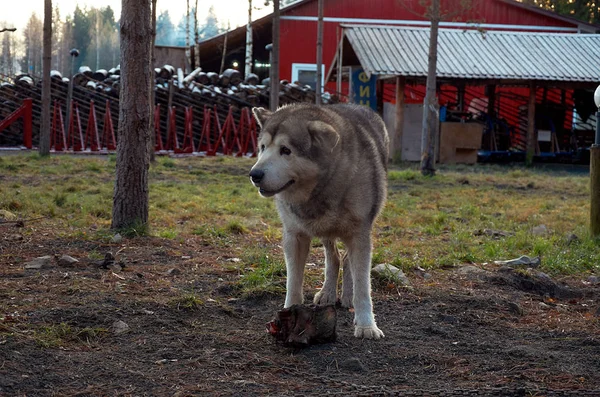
(249, 103, 389, 339)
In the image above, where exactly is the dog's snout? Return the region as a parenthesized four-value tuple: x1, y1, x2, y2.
(249, 169, 265, 184)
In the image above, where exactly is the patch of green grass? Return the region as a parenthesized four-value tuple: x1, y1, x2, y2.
(236, 248, 286, 296)
(1, 154, 599, 275)
(170, 294, 204, 310)
(388, 169, 420, 181)
(34, 323, 108, 348)
(157, 229, 178, 239)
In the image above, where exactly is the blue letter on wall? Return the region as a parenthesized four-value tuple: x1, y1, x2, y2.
(351, 68, 377, 111)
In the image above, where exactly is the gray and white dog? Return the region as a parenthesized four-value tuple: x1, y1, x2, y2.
(249, 103, 389, 339)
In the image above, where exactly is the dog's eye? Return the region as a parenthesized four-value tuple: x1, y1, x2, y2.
(280, 146, 291, 156)
(260, 144, 265, 152)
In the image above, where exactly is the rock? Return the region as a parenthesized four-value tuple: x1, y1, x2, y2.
(532, 224, 549, 236)
(58, 255, 79, 267)
(0, 209, 17, 220)
(566, 233, 579, 245)
(413, 266, 432, 280)
(372, 264, 411, 286)
(111, 233, 123, 243)
(494, 255, 540, 268)
(24, 255, 53, 270)
(587, 275, 599, 285)
(339, 357, 366, 372)
(456, 265, 487, 275)
(506, 301, 524, 316)
(474, 229, 513, 239)
(226, 257, 241, 263)
(111, 320, 129, 335)
(98, 252, 116, 268)
(166, 268, 181, 276)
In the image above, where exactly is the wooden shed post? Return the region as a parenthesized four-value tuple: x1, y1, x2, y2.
(392, 76, 405, 162)
(526, 82, 536, 166)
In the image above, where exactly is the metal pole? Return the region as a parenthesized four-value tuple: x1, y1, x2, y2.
(591, 108, 600, 237)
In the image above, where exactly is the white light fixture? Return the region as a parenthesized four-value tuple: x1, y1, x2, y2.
(232, 61, 239, 68)
(594, 85, 600, 109)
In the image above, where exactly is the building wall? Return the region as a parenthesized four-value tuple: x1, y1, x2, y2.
(278, 0, 577, 85)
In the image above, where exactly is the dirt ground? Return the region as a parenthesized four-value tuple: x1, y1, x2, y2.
(1, 225, 599, 397)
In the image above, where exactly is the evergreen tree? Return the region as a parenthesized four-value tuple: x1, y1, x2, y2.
(156, 10, 177, 45)
(20, 13, 43, 75)
(72, 5, 91, 71)
(0, 21, 17, 75)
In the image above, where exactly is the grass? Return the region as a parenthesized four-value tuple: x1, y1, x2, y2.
(34, 323, 108, 347)
(169, 294, 205, 310)
(0, 154, 599, 276)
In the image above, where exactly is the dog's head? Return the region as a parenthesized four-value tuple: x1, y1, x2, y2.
(249, 105, 340, 202)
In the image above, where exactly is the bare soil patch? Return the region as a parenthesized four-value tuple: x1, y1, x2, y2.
(1, 225, 599, 396)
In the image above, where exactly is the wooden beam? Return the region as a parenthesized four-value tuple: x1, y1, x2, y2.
(392, 76, 405, 162)
(526, 81, 536, 166)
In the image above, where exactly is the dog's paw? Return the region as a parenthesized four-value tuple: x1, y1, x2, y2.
(354, 325, 385, 339)
(313, 289, 337, 306)
(339, 293, 353, 308)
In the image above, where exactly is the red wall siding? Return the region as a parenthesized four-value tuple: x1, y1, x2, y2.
(278, 0, 577, 82)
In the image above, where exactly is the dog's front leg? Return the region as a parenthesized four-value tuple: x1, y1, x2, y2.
(345, 231, 384, 339)
(313, 238, 340, 305)
(283, 231, 311, 308)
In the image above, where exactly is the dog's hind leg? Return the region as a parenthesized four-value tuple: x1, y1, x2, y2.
(283, 231, 311, 308)
(313, 238, 340, 306)
(340, 252, 354, 308)
(344, 231, 384, 339)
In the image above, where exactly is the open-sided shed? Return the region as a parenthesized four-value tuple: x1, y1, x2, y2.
(328, 25, 600, 163)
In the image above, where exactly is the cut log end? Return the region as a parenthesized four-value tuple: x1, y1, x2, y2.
(266, 304, 337, 347)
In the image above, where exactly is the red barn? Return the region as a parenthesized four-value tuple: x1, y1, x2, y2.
(198, 0, 600, 163)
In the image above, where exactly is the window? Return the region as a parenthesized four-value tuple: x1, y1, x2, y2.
(291, 63, 325, 91)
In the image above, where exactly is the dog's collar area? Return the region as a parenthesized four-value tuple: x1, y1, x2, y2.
(259, 180, 295, 197)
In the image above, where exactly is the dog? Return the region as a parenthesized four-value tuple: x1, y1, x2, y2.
(249, 103, 389, 339)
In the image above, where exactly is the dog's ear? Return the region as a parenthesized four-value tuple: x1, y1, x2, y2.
(252, 107, 272, 129)
(307, 121, 340, 153)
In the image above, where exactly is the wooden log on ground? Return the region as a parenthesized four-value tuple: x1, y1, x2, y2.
(266, 304, 337, 347)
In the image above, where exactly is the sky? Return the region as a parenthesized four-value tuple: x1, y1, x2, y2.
(6, 0, 271, 32)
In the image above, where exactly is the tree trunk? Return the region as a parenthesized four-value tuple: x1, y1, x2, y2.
(270, 0, 280, 111)
(40, 0, 52, 156)
(220, 22, 229, 74)
(111, 0, 152, 232)
(150, 0, 157, 162)
(315, 0, 323, 105)
(245, 0, 253, 78)
(420, 0, 440, 177)
(194, 0, 199, 67)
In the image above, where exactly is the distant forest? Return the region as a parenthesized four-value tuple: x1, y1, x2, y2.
(0, 4, 226, 77)
(0, 0, 598, 77)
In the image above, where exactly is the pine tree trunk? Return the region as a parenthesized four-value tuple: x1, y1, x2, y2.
(150, 0, 157, 163)
(420, 0, 440, 177)
(315, 0, 323, 105)
(111, 0, 152, 231)
(40, 0, 52, 156)
(270, 0, 280, 111)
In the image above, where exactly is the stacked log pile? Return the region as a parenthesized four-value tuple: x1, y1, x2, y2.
(0, 65, 337, 148)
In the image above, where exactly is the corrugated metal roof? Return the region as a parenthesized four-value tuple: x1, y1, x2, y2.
(343, 25, 600, 82)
